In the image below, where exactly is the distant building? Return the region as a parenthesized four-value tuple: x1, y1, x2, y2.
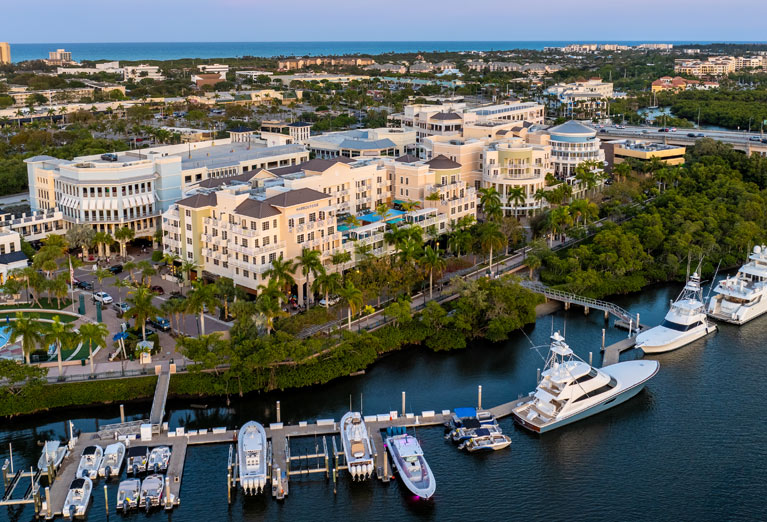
(547, 120, 605, 182)
(603, 139, 686, 170)
(192, 73, 224, 88)
(306, 128, 417, 159)
(260, 120, 312, 144)
(278, 56, 375, 71)
(544, 78, 613, 119)
(0, 228, 27, 284)
(57, 61, 123, 76)
(46, 48, 75, 65)
(674, 56, 765, 77)
(651, 76, 719, 93)
(235, 70, 273, 81)
(0, 42, 10, 64)
(364, 63, 407, 74)
(123, 64, 165, 81)
(409, 62, 434, 73)
(198, 63, 229, 77)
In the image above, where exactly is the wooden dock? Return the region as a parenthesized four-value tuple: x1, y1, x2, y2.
(149, 370, 170, 432)
(602, 336, 638, 366)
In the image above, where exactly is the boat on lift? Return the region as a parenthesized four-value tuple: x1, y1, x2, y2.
(99, 442, 125, 479)
(38, 441, 68, 472)
(115, 479, 140, 512)
(76, 445, 103, 480)
(340, 411, 374, 481)
(637, 271, 716, 353)
(63, 477, 92, 519)
(459, 428, 512, 452)
(148, 446, 171, 473)
(385, 427, 436, 500)
(707, 245, 767, 324)
(237, 421, 269, 494)
(511, 331, 659, 433)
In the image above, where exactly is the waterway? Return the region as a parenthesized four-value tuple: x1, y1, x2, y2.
(2, 281, 765, 521)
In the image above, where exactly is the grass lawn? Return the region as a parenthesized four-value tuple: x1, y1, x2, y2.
(0, 298, 73, 311)
(0, 311, 78, 323)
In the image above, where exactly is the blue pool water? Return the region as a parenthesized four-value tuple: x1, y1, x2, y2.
(359, 209, 406, 223)
(0, 326, 10, 349)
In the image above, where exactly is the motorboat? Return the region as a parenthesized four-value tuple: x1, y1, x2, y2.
(637, 272, 716, 353)
(76, 445, 103, 480)
(139, 474, 165, 511)
(445, 407, 501, 443)
(450, 422, 503, 443)
(38, 441, 67, 472)
(148, 446, 171, 473)
(63, 477, 92, 519)
(511, 332, 659, 433)
(340, 412, 374, 481)
(98, 442, 125, 478)
(116, 479, 140, 512)
(459, 429, 512, 452)
(126, 446, 148, 475)
(385, 427, 436, 500)
(708, 245, 767, 324)
(238, 421, 268, 494)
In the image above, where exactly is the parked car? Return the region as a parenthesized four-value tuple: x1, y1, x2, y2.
(749, 136, 762, 142)
(687, 133, 697, 137)
(169, 292, 185, 301)
(147, 317, 171, 332)
(670, 127, 677, 132)
(108, 264, 123, 274)
(113, 302, 130, 316)
(76, 280, 94, 291)
(150, 285, 165, 295)
(93, 291, 113, 304)
(319, 295, 340, 307)
(697, 133, 704, 137)
(762, 138, 767, 144)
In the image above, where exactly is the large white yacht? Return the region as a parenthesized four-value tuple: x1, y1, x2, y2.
(340, 412, 374, 481)
(637, 272, 716, 353)
(512, 332, 659, 433)
(708, 245, 767, 324)
(238, 421, 269, 494)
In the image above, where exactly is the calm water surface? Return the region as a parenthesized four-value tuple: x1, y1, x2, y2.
(2, 282, 765, 521)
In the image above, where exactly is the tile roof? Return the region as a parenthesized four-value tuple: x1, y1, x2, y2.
(269, 158, 353, 176)
(425, 154, 461, 169)
(395, 154, 419, 163)
(264, 188, 329, 207)
(176, 192, 218, 208)
(235, 199, 281, 219)
(196, 171, 261, 189)
(429, 112, 462, 121)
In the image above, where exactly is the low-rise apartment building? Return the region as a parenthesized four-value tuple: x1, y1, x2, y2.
(544, 79, 613, 119)
(0, 228, 27, 284)
(278, 57, 375, 70)
(673, 56, 766, 77)
(57, 61, 123, 76)
(651, 76, 719, 92)
(124, 64, 165, 81)
(603, 139, 686, 170)
(260, 120, 312, 143)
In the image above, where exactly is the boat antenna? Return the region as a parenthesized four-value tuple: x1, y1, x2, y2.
(360, 393, 363, 416)
(520, 327, 549, 364)
(686, 252, 691, 281)
(705, 259, 722, 302)
(349, 394, 352, 413)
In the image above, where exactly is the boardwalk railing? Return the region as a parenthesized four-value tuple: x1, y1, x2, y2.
(519, 281, 632, 323)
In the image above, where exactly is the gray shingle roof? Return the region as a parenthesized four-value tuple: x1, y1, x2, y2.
(264, 188, 329, 207)
(176, 193, 218, 208)
(395, 154, 419, 163)
(270, 158, 353, 176)
(338, 138, 396, 150)
(235, 199, 281, 219)
(0, 251, 28, 265)
(426, 154, 461, 169)
(430, 112, 462, 121)
(549, 120, 596, 136)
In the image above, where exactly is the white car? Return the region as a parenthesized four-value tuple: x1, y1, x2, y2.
(319, 295, 340, 306)
(93, 291, 113, 304)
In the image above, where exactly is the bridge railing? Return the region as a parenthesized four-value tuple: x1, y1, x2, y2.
(520, 281, 631, 322)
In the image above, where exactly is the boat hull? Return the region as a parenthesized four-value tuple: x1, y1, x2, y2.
(638, 325, 716, 354)
(707, 295, 767, 325)
(238, 421, 268, 495)
(386, 436, 436, 499)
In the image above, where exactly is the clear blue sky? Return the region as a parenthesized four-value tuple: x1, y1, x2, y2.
(4, 0, 765, 43)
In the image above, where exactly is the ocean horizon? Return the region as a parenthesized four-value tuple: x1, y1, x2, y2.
(6, 40, 757, 63)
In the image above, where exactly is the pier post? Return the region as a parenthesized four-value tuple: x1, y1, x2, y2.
(276, 401, 281, 424)
(602, 329, 606, 350)
(45, 486, 51, 518)
(383, 445, 389, 478)
(2, 459, 8, 489)
(165, 477, 171, 509)
(637, 313, 640, 331)
(628, 319, 633, 338)
(104, 485, 108, 518)
(227, 471, 231, 504)
(333, 467, 337, 495)
(589, 352, 593, 366)
(401, 391, 406, 416)
(120, 404, 125, 424)
(584, 306, 590, 315)
(564, 302, 570, 311)
(536, 368, 541, 384)
(9, 443, 12, 474)
(477, 385, 483, 410)
(604, 310, 609, 320)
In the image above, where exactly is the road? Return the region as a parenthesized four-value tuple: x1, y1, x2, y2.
(591, 124, 767, 149)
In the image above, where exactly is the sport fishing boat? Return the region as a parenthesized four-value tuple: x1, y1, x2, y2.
(707, 245, 767, 324)
(637, 272, 716, 353)
(238, 421, 268, 494)
(459, 429, 512, 452)
(126, 446, 148, 475)
(139, 474, 165, 511)
(76, 445, 103, 480)
(511, 332, 659, 434)
(385, 427, 436, 500)
(98, 442, 125, 479)
(340, 412, 374, 481)
(116, 479, 140, 512)
(148, 446, 171, 473)
(63, 477, 92, 519)
(38, 441, 67, 472)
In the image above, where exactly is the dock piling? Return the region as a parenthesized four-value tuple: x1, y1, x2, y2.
(227, 470, 231, 504)
(637, 313, 640, 330)
(164, 477, 171, 510)
(45, 486, 50, 518)
(536, 368, 541, 384)
(589, 352, 593, 366)
(276, 401, 281, 424)
(120, 404, 125, 424)
(478, 385, 483, 410)
(103, 485, 108, 518)
(9, 443, 13, 474)
(323, 437, 329, 479)
(2, 459, 8, 489)
(602, 329, 606, 349)
(401, 391, 406, 416)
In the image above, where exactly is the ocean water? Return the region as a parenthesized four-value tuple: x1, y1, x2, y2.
(2, 281, 766, 521)
(6, 41, 726, 63)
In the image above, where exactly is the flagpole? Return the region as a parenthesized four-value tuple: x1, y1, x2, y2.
(69, 256, 75, 312)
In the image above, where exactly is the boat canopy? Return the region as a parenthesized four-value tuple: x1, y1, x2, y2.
(462, 418, 481, 429)
(474, 428, 491, 437)
(453, 407, 477, 418)
(70, 478, 86, 489)
(82, 446, 98, 455)
(126, 446, 148, 457)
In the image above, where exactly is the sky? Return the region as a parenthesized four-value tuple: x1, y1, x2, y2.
(3, 0, 765, 43)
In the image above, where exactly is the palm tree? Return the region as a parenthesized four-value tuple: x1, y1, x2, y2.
(478, 187, 502, 221)
(113, 276, 131, 302)
(331, 251, 352, 272)
(185, 280, 219, 336)
(66, 225, 95, 259)
(91, 231, 112, 260)
(114, 226, 135, 260)
(296, 248, 323, 308)
(264, 255, 296, 295)
(214, 277, 237, 319)
(126, 286, 159, 341)
(42, 234, 68, 257)
(419, 246, 446, 300)
(49, 274, 69, 309)
(338, 281, 363, 330)
(44, 316, 76, 377)
(448, 228, 471, 257)
(254, 294, 286, 336)
(344, 215, 361, 229)
(312, 271, 342, 310)
(375, 203, 389, 221)
(533, 188, 547, 212)
(550, 206, 574, 241)
(179, 260, 199, 293)
(8, 313, 43, 364)
(524, 252, 542, 279)
(77, 322, 109, 376)
(479, 222, 506, 274)
(506, 187, 526, 217)
(19, 266, 42, 306)
(136, 260, 156, 286)
(93, 267, 112, 294)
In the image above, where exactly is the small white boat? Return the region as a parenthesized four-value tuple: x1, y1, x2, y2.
(340, 412, 374, 481)
(238, 421, 268, 494)
(451, 422, 503, 443)
(99, 442, 125, 478)
(63, 477, 92, 519)
(386, 428, 436, 500)
(38, 441, 67, 472)
(139, 474, 165, 510)
(116, 479, 140, 512)
(637, 272, 716, 353)
(459, 429, 512, 452)
(512, 332, 659, 433)
(76, 445, 103, 480)
(126, 446, 148, 475)
(148, 446, 171, 473)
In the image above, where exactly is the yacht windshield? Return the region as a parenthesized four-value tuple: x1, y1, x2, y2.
(661, 320, 702, 332)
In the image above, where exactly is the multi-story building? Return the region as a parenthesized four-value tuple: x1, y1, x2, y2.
(673, 56, 765, 77)
(57, 61, 122, 76)
(123, 64, 165, 81)
(603, 140, 686, 170)
(46, 49, 74, 65)
(198, 63, 229, 77)
(277, 56, 375, 70)
(235, 70, 273, 82)
(544, 79, 613, 119)
(25, 135, 309, 236)
(0, 228, 27, 284)
(0, 42, 10, 64)
(651, 76, 719, 93)
(306, 128, 416, 159)
(364, 63, 407, 74)
(546, 120, 605, 183)
(260, 120, 312, 144)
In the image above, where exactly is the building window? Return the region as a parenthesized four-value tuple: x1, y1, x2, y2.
(262, 221, 270, 231)
(269, 253, 276, 262)
(186, 224, 192, 231)
(309, 213, 316, 222)
(187, 238, 192, 245)
(185, 210, 191, 217)
(263, 236, 270, 246)
(241, 238, 248, 247)
(296, 234, 304, 244)
(288, 218, 294, 228)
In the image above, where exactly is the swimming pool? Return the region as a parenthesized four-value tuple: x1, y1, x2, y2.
(0, 326, 10, 350)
